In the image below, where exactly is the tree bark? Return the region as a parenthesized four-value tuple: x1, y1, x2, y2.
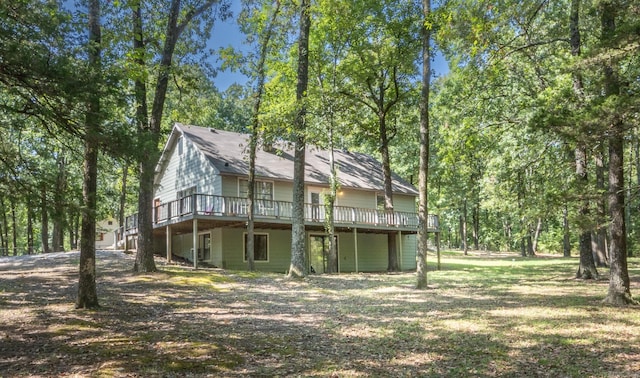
(287, 0, 310, 279)
(472, 203, 479, 250)
(532, 217, 542, 254)
(27, 200, 34, 255)
(118, 162, 128, 250)
(575, 146, 598, 279)
(325, 123, 338, 274)
(40, 184, 49, 253)
(76, 0, 101, 309)
(0, 198, 6, 256)
(52, 154, 66, 252)
(247, 0, 281, 272)
(416, 0, 431, 289)
(133, 0, 217, 272)
(600, 0, 635, 305)
(10, 201, 17, 256)
(570, 0, 598, 279)
(563, 205, 571, 257)
(594, 145, 608, 266)
(378, 113, 398, 271)
(461, 201, 468, 255)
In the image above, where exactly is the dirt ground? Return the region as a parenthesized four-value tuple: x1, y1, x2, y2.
(0, 250, 639, 377)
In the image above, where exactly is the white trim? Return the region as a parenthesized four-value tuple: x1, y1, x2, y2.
(242, 232, 270, 262)
(238, 178, 274, 201)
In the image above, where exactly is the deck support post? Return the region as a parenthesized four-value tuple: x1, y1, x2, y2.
(166, 225, 172, 263)
(398, 230, 403, 271)
(193, 218, 198, 269)
(436, 231, 441, 271)
(353, 227, 359, 273)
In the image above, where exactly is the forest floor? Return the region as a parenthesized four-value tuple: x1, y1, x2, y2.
(0, 250, 639, 377)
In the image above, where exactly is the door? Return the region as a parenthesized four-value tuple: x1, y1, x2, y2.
(309, 189, 324, 222)
(198, 233, 211, 261)
(309, 235, 338, 274)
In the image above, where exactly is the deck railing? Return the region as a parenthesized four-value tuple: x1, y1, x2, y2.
(122, 194, 439, 234)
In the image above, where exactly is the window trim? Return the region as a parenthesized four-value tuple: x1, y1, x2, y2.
(243, 232, 269, 262)
(238, 178, 275, 209)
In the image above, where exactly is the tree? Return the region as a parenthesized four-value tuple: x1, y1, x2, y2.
(287, 0, 311, 278)
(76, 0, 102, 309)
(568, 0, 599, 279)
(244, 0, 282, 271)
(600, 0, 635, 306)
(132, 0, 221, 273)
(416, 0, 432, 289)
(337, 0, 420, 271)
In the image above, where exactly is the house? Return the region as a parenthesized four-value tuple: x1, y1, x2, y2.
(121, 123, 439, 272)
(95, 218, 118, 250)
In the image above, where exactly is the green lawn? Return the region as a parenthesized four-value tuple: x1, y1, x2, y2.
(0, 250, 638, 377)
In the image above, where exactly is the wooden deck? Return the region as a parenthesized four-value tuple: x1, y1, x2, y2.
(120, 194, 439, 238)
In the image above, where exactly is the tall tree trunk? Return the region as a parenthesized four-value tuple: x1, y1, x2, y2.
(571, 0, 598, 279)
(594, 145, 608, 265)
(416, 0, 431, 289)
(526, 232, 534, 256)
(575, 146, 598, 278)
(27, 200, 34, 255)
(0, 198, 5, 256)
(472, 203, 479, 250)
(563, 205, 571, 257)
(118, 162, 128, 249)
(378, 114, 398, 271)
(532, 217, 542, 254)
(40, 185, 49, 253)
(325, 119, 338, 274)
(132, 0, 160, 273)
(601, 0, 634, 305)
(10, 201, 17, 256)
(52, 154, 66, 252)
(247, 0, 281, 272)
(133, 0, 216, 272)
(76, 0, 101, 309)
(287, 0, 310, 278)
(461, 201, 468, 255)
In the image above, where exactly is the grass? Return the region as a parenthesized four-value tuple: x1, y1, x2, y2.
(0, 250, 638, 377)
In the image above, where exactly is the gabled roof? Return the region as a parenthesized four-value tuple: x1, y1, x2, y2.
(159, 123, 418, 196)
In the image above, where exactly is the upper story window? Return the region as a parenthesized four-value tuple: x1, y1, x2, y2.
(177, 186, 197, 200)
(376, 194, 386, 210)
(238, 179, 273, 202)
(177, 186, 197, 213)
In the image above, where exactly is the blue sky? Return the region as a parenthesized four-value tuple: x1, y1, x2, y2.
(209, 3, 450, 91)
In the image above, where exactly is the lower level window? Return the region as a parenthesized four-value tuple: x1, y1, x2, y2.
(244, 233, 268, 261)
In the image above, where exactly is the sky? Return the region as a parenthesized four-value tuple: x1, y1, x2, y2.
(209, 3, 450, 91)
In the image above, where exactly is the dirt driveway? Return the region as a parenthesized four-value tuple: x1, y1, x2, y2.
(1, 250, 638, 377)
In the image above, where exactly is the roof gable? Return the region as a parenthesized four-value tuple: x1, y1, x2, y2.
(167, 123, 417, 196)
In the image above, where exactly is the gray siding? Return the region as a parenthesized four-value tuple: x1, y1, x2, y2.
(155, 136, 221, 203)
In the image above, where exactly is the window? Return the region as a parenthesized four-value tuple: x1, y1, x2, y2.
(376, 194, 386, 210)
(95, 233, 104, 241)
(239, 179, 273, 203)
(177, 186, 197, 213)
(177, 186, 197, 200)
(244, 233, 268, 261)
(178, 136, 184, 156)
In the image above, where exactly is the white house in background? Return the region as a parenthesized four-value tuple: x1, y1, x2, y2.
(95, 218, 118, 250)
(120, 123, 439, 273)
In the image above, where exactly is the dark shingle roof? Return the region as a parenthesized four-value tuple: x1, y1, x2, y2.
(173, 123, 418, 196)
